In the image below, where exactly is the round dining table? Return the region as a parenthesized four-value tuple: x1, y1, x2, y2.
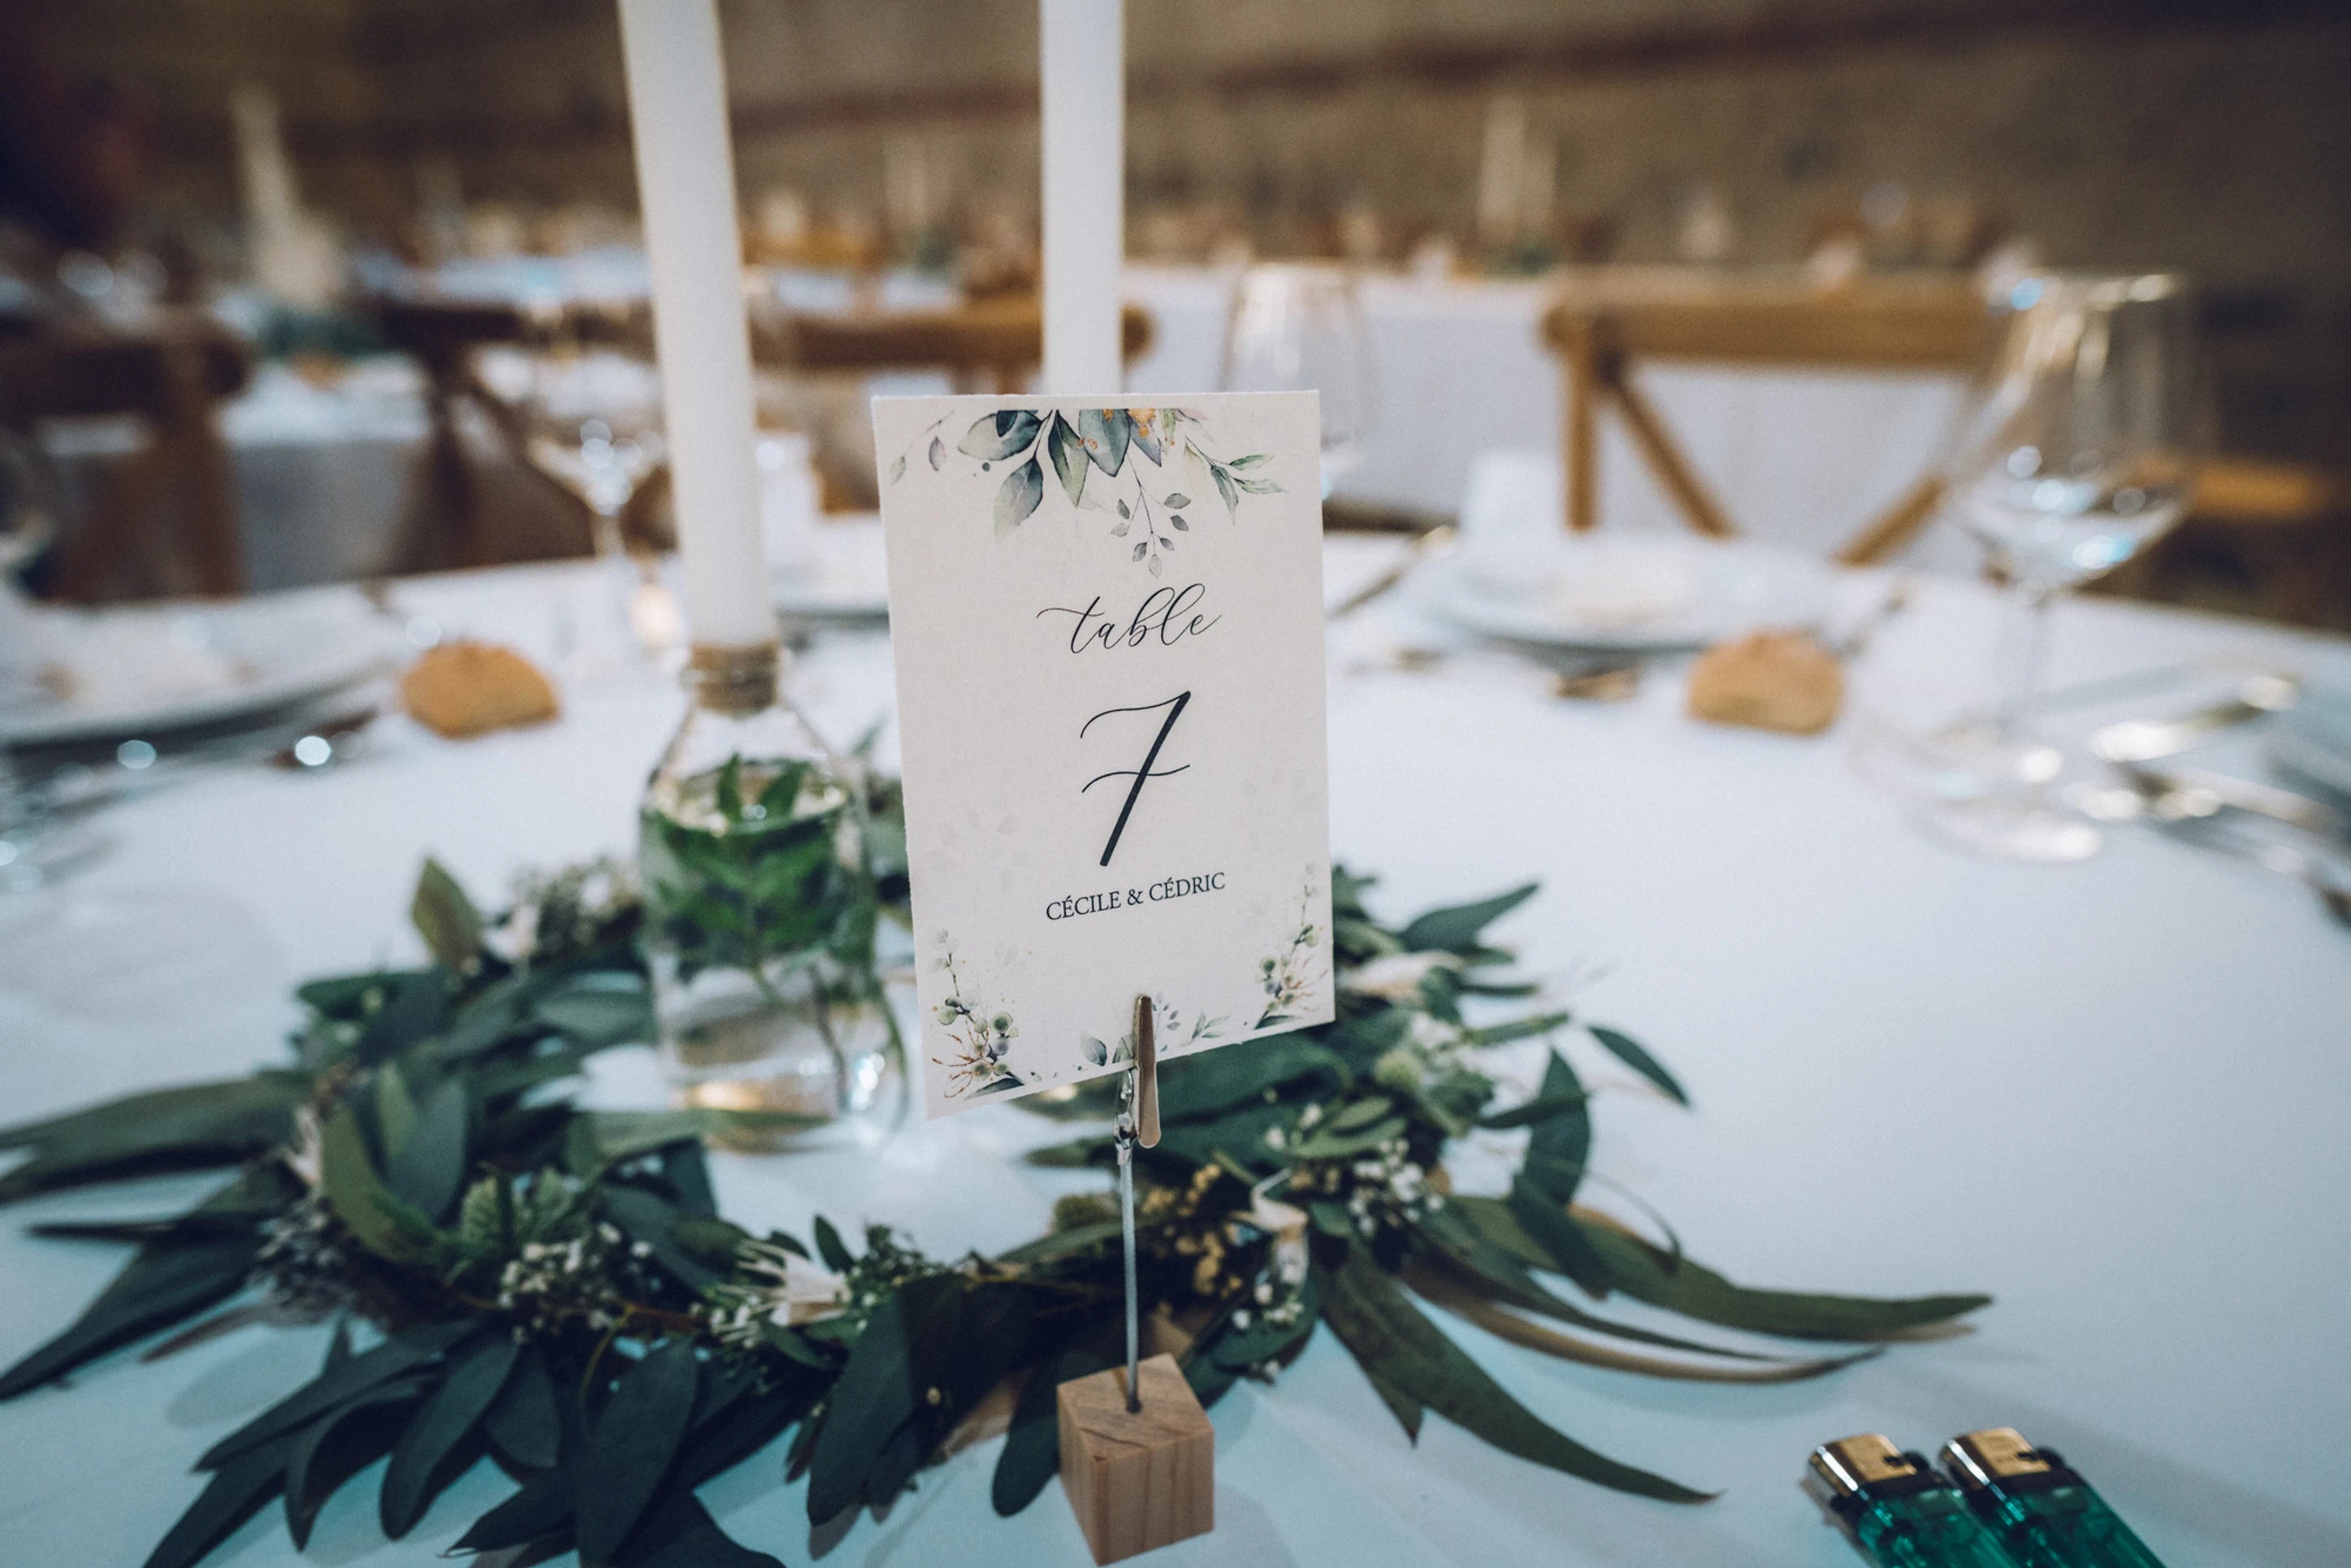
(0, 532, 2344, 1567)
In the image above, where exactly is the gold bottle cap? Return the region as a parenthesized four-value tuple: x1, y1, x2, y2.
(1942, 1428, 2054, 1492)
(1810, 1434, 1924, 1498)
(686, 641, 782, 716)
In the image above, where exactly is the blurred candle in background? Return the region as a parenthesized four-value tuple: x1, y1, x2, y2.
(1039, 0, 1124, 394)
(614, 0, 772, 650)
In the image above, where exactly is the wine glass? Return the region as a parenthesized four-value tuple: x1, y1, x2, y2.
(517, 346, 674, 678)
(1219, 264, 1376, 496)
(1883, 273, 2203, 861)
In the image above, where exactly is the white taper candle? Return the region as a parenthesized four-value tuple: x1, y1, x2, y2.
(1038, 0, 1124, 395)
(615, 0, 773, 648)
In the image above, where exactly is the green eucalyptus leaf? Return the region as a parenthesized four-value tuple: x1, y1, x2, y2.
(483, 1342, 563, 1471)
(451, 1460, 573, 1553)
(319, 1105, 438, 1260)
(600, 1185, 720, 1292)
(1327, 1094, 1396, 1132)
(576, 1341, 700, 1566)
(534, 976, 654, 1048)
(1317, 1249, 1712, 1503)
(1475, 1085, 1587, 1131)
(379, 1335, 517, 1537)
(199, 1321, 479, 1468)
(1520, 1052, 1591, 1206)
(297, 968, 424, 1021)
(805, 1277, 935, 1522)
(371, 1059, 418, 1162)
(0, 1076, 302, 1159)
(1288, 1116, 1408, 1161)
(617, 1491, 784, 1568)
(410, 856, 485, 970)
(811, 1215, 854, 1273)
(992, 1324, 1118, 1516)
(354, 968, 452, 1065)
(1582, 1224, 1991, 1341)
(1155, 1036, 1347, 1122)
(0, 1232, 259, 1399)
(1413, 1206, 1777, 1363)
(1587, 1026, 1689, 1106)
(1364, 1365, 1425, 1440)
(0, 1076, 303, 1205)
(284, 1379, 422, 1549)
(1398, 884, 1538, 954)
(1467, 1011, 1575, 1050)
(1504, 1179, 1614, 1297)
(140, 1429, 301, 1568)
(386, 1077, 469, 1223)
(994, 1217, 1124, 1267)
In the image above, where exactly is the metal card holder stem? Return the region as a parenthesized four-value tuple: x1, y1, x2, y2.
(1115, 994, 1158, 1412)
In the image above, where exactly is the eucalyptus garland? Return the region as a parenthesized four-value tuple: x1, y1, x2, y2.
(0, 853, 1987, 1568)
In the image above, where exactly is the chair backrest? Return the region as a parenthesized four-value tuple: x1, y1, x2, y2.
(1539, 272, 1992, 564)
(753, 296, 1155, 391)
(0, 318, 252, 600)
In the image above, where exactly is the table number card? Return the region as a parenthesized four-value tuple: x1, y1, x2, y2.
(876, 392, 1333, 1119)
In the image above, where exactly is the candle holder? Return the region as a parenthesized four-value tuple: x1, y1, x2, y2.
(638, 641, 904, 1143)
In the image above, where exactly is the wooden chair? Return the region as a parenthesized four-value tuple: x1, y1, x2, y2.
(375, 292, 1158, 563)
(2114, 457, 2351, 627)
(0, 317, 250, 600)
(751, 295, 1154, 392)
(1539, 274, 1990, 565)
(372, 297, 610, 571)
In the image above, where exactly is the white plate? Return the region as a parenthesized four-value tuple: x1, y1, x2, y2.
(773, 516, 890, 624)
(2267, 689, 2351, 804)
(0, 594, 396, 746)
(1420, 535, 1833, 652)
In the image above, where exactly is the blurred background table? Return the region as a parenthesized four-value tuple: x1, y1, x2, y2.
(0, 537, 2344, 1567)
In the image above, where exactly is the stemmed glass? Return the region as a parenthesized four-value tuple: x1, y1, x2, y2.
(1886, 273, 2203, 861)
(1220, 264, 1377, 496)
(517, 346, 674, 679)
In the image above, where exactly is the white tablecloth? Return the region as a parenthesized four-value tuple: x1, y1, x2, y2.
(1, 543, 2345, 1567)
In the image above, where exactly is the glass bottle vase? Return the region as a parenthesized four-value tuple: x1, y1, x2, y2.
(637, 643, 901, 1143)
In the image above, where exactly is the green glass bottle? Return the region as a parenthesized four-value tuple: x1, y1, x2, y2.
(1941, 1428, 2167, 1568)
(1809, 1435, 2017, 1568)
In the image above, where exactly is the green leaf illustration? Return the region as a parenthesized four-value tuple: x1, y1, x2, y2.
(1046, 414, 1086, 505)
(1076, 408, 1132, 474)
(994, 457, 1045, 537)
(956, 409, 1041, 461)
